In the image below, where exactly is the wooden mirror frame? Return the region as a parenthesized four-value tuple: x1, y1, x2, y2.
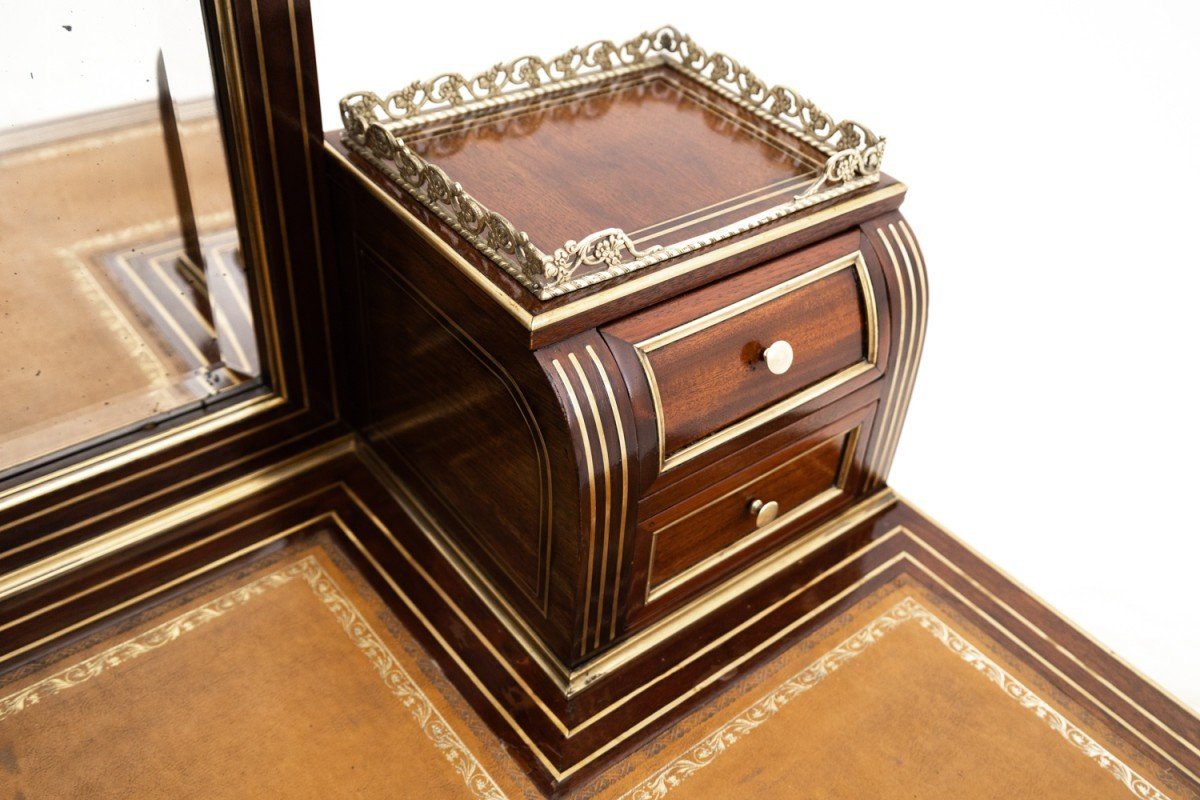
(0, 0, 343, 570)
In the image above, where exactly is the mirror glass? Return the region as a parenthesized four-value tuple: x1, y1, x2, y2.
(0, 1, 260, 474)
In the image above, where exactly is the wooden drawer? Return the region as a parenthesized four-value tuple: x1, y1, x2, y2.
(639, 402, 874, 604)
(603, 232, 885, 478)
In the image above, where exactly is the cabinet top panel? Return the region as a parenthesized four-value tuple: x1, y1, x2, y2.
(335, 27, 893, 310)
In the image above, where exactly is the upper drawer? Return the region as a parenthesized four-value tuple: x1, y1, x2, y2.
(603, 232, 886, 476)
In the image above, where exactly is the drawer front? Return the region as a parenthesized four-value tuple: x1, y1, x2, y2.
(603, 235, 883, 476)
(640, 404, 873, 604)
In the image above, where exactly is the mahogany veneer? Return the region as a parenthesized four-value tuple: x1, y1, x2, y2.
(321, 27, 928, 787)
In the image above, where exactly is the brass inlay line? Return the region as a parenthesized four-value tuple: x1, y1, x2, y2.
(552, 359, 598, 657)
(0, 417, 326, 563)
(328, 137, 906, 333)
(284, 0, 340, 419)
(247, 0, 311, 410)
(0, 515, 328, 670)
(569, 353, 613, 650)
(867, 225, 910, 483)
(877, 224, 918, 474)
(0, 553, 509, 800)
(332, 514, 565, 779)
(902, 549, 1196, 792)
(619, 594, 1172, 800)
(570, 490, 898, 703)
(645, 427, 859, 602)
(896, 494, 1200, 765)
(879, 221, 928, 474)
(7, 477, 1197, 787)
(636, 252, 878, 473)
(587, 345, 630, 640)
(0, 435, 353, 601)
(213, 0, 288, 402)
(379, 261, 552, 610)
(0, 500, 322, 643)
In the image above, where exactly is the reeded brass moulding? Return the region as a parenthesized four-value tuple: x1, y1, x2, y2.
(339, 25, 886, 300)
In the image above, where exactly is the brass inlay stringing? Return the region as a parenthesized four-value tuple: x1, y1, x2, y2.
(864, 222, 927, 485)
(585, 345, 631, 640)
(326, 139, 905, 333)
(551, 358, 599, 657)
(618, 594, 1172, 800)
(372, 255, 553, 611)
(636, 251, 878, 473)
(339, 25, 885, 299)
(568, 352, 615, 651)
(0, 553, 510, 800)
(0, 436, 355, 602)
(645, 426, 860, 603)
(10, 475, 1197, 789)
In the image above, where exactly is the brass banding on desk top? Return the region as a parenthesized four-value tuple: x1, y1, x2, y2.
(338, 26, 885, 300)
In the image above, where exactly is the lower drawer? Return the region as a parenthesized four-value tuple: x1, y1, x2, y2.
(638, 403, 874, 605)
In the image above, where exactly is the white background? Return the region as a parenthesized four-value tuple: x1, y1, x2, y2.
(0, 1, 215, 129)
(310, 1, 1200, 710)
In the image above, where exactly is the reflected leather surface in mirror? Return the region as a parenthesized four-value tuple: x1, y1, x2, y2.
(0, 1, 260, 474)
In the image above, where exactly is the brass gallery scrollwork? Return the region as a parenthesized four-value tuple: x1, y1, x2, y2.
(340, 26, 886, 299)
(551, 229, 662, 282)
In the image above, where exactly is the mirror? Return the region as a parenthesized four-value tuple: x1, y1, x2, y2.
(0, 1, 260, 473)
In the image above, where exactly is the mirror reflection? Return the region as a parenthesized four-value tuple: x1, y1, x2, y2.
(0, 1, 259, 473)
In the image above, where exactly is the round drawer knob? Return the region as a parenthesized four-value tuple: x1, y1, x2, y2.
(748, 498, 780, 528)
(761, 340, 793, 375)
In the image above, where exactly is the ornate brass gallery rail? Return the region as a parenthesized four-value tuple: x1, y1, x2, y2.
(339, 26, 886, 300)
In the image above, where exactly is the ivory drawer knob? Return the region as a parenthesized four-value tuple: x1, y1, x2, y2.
(748, 498, 779, 528)
(761, 340, 793, 375)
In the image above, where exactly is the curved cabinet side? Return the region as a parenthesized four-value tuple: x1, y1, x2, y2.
(860, 212, 929, 488)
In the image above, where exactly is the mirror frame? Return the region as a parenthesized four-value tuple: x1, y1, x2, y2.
(0, 0, 342, 575)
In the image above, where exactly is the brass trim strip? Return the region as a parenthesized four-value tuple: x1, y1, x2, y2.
(325, 143, 536, 327)
(902, 545, 1200, 787)
(645, 426, 860, 602)
(865, 224, 913, 483)
(0, 394, 285, 515)
(247, 0, 309, 409)
(570, 488, 897, 693)
(0, 436, 354, 602)
(620, 594, 1173, 800)
(10, 479, 1198, 786)
(879, 221, 928, 474)
(352, 457, 572, 692)
(0, 417, 327, 563)
(284, 0, 340, 419)
(568, 353, 614, 650)
(327, 136, 906, 335)
(552, 359, 598, 657)
(0, 514, 330, 670)
(896, 492, 1200, 762)
(213, 0, 289, 400)
(636, 252, 878, 472)
(586, 344, 630, 640)
(531, 184, 902, 331)
(375, 258, 553, 611)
